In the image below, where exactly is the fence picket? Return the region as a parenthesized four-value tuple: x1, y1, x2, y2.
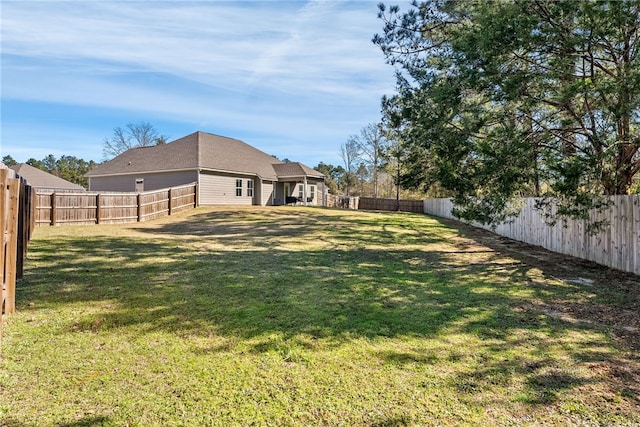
(358, 197, 424, 213)
(423, 196, 640, 276)
(1, 166, 35, 321)
(4, 179, 20, 314)
(35, 183, 198, 227)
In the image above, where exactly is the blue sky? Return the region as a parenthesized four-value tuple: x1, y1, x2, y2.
(1, 0, 398, 168)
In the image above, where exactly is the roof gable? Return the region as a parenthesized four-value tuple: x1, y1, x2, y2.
(86, 131, 282, 180)
(197, 132, 282, 180)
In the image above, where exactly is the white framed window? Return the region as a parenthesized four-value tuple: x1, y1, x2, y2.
(298, 185, 303, 199)
(235, 179, 243, 197)
(310, 185, 315, 200)
(247, 180, 254, 197)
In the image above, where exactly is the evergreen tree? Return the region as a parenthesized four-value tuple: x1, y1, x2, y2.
(2, 155, 17, 167)
(375, 0, 640, 227)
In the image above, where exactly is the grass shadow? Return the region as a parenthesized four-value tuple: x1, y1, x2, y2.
(15, 207, 640, 417)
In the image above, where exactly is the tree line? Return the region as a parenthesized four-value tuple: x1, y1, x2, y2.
(317, 122, 431, 200)
(1, 122, 171, 189)
(2, 154, 96, 189)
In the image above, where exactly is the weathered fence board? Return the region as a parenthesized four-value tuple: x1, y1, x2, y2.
(1, 166, 35, 323)
(2, 169, 18, 316)
(326, 194, 359, 209)
(0, 170, 5, 323)
(423, 196, 640, 276)
(358, 197, 424, 213)
(170, 185, 198, 214)
(16, 180, 35, 278)
(36, 183, 198, 226)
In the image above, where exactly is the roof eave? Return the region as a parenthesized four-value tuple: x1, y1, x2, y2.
(276, 174, 325, 180)
(85, 167, 196, 178)
(199, 167, 278, 182)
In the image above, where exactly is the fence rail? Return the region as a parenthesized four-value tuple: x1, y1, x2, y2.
(423, 196, 640, 276)
(36, 183, 198, 226)
(358, 197, 424, 213)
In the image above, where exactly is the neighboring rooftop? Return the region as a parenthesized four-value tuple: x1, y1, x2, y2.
(11, 163, 85, 191)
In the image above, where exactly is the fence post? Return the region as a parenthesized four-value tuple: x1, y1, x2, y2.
(194, 182, 198, 207)
(137, 193, 142, 222)
(50, 192, 57, 226)
(168, 188, 173, 216)
(96, 193, 101, 224)
(16, 180, 27, 278)
(1, 169, 8, 318)
(30, 189, 36, 234)
(4, 177, 20, 314)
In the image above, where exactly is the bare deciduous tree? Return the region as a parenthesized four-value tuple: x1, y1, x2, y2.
(103, 122, 168, 159)
(351, 123, 387, 198)
(340, 138, 361, 197)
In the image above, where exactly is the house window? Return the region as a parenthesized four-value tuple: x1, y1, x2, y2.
(310, 185, 315, 201)
(135, 178, 144, 192)
(247, 180, 254, 197)
(235, 179, 243, 197)
(298, 185, 303, 199)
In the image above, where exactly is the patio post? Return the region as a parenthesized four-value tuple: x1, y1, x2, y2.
(303, 176, 308, 206)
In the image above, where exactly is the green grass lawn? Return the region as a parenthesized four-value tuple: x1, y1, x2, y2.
(1, 206, 638, 426)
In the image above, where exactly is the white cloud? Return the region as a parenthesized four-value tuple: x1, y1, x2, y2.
(3, 1, 393, 95)
(1, 0, 398, 166)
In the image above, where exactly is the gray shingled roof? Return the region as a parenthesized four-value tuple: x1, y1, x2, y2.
(11, 163, 85, 191)
(86, 131, 324, 181)
(272, 162, 325, 179)
(86, 131, 282, 180)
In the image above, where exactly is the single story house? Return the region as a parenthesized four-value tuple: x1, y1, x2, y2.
(85, 131, 326, 206)
(10, 163, 86, 192)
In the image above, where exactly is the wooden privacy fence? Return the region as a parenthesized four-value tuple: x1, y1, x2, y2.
(423, 196, 640, 276)
(359, 197, 424, 213)
(36, 183, 198, 226)
(326, 194, 359, 210)
(2, 167, 36, 322)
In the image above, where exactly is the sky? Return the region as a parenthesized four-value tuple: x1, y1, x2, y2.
(1, 0, 399, 168)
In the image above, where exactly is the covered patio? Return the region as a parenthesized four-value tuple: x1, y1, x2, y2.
(272, 163, 326, 206)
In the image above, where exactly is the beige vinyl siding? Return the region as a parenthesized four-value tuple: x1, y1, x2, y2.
(260, 180, 274, 206)
(89, 175, 135, 192)
(89, 171, 198, 192)
(199, 172, 254, 205)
